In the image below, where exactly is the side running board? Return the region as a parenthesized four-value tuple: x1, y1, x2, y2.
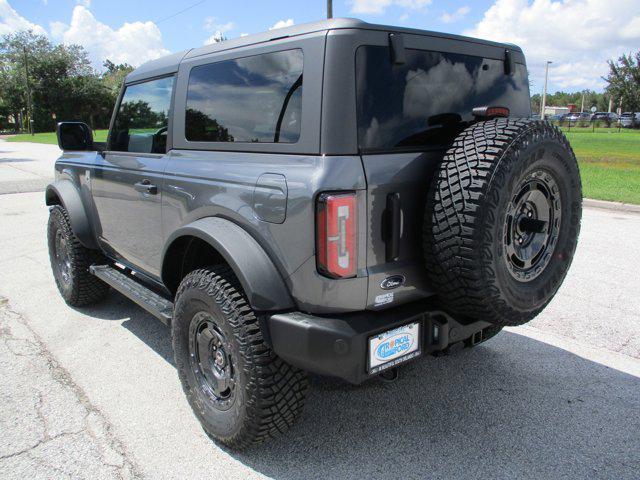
(89, 265, 173, 326)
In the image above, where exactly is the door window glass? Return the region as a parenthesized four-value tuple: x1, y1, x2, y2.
(110, 76, 174, 154)
(185, 49, 303, 143)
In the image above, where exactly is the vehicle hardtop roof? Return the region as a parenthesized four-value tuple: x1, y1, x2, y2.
(125, 17, 522, 84)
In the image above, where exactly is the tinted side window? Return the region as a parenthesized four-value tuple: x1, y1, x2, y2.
(110, 76, 174, 154)
(185, 49, 303, 143)
(356, 46, 531, 152)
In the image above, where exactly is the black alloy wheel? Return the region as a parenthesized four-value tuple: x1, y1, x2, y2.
(503, 170, 561, 282)
(188, 311, 236, 410)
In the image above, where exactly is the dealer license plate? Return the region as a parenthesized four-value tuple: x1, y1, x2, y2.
(368, 322, 421, 374)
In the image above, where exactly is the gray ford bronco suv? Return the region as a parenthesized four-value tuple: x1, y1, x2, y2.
(47, 18, 582, 448)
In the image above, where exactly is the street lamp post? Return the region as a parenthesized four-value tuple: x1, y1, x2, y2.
(540, 60, 552, 120)
(327, 0, 333, 19)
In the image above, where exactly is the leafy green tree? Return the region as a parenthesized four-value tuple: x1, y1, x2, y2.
(605, 51, 640, 112)
(102, 60, 134, 95)
(530, 90, 609, 114)
(0, 30, 120, 132)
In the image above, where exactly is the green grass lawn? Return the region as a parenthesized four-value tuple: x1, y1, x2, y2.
(4, 127, 640, 204)
(4, 129, 109, 144)
(563, 129, 640, 205)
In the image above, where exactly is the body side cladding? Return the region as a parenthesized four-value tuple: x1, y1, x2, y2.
(162, 217, 295, 312)
(45, 180, 98, 249)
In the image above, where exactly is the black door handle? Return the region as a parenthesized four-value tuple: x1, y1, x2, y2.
(134, 179, 158, 195)
(382, 193, 401, 262)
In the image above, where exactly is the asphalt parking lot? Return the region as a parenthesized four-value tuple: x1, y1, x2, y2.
(1, 140, 639, 479)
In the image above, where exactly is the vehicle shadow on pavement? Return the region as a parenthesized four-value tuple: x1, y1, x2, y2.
(86, 296, 639, 479)
(79, 292, 174, 364)
(235, 333, 639, 480)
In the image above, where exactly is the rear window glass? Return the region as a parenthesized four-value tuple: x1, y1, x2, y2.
(356, 46, 531, 152)
(185, 49, 303, 143)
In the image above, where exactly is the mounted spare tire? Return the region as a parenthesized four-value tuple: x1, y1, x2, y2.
(423, 118, 582, 327)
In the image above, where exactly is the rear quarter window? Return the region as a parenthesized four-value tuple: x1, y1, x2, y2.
(185, 49, 303, 143)
(356, 46, 531, 152)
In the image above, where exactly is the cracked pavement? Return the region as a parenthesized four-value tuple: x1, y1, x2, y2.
(0, 140, 639, 479)
(0, 298, 141, 479)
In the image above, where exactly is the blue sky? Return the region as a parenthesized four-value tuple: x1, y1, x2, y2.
(3, 0, 640, 94)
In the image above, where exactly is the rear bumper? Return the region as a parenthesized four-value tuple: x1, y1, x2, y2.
(267, 301, 492, 384)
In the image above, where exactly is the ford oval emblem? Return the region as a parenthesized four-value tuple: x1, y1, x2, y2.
(380, 275, 405, 290)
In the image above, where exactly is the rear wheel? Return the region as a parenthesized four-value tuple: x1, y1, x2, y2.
(423, 119, 582, 326)
(47, 205, 109, 306)
(172, 266, 308, 449)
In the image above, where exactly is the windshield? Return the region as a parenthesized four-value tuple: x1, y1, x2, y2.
(355, 46, 531, 152)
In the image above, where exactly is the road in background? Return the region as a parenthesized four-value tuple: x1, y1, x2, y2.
(0, 141, 60, 194)
(1, 140, 638, 479)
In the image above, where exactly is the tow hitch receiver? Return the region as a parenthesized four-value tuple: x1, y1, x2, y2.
(470, 329, 484, 346)
(268, 302, 493, 384)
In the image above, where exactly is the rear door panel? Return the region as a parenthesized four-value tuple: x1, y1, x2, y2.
(361, 152, 438, 309)
(354, 31, 530, 310)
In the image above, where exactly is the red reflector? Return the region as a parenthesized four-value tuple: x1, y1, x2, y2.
(472, 106, 510, 118)
(316, 193, 357, 278)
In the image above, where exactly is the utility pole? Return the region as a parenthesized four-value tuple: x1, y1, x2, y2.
(327, 0, 333, 19)
(580, 91, 585, 113)
(22, 46, 34, 136)
(540, 60, 552, 120)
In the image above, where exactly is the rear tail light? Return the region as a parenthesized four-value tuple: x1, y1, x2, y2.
(316, 192, 357, 278)
(472, 106, 510, 118)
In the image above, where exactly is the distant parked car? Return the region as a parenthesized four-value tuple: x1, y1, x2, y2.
(564, 112, 590, 125)
(619, 112, 640, 128)
(590, 112, 619, 125)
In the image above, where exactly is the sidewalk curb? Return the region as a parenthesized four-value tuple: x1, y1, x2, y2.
(583, 198, 640, 214)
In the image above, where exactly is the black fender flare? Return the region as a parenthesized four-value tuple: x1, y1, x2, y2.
(45, 180, 98, 249)
(162, 217, 294, 312)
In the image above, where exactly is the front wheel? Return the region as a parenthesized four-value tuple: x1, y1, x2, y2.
(47, 205, 109, 306)
(172, 266, 308, 449)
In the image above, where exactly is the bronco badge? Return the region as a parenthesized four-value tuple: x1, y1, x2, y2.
(380, 275, 405, 290)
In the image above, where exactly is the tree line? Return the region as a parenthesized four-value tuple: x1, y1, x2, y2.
(0, 30, 133, 133)
(530, 52, 639, 115)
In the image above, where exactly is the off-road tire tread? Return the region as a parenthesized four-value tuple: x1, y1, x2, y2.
(423, 118, 581, 326)
(48, 205, 109, 306)
(174, 266, 309, 449)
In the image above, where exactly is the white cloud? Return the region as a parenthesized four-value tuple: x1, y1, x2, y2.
(49, 20, 67, 38)
(440, 6, 470, 23)
(0, 0, 47, 36)
(204, 32, 225, 45)
(76, 0, 90, 6)
(204, 17, 235, 33)
(52, 6, 169, 68)
(349, 0, 431, 15)
(465, 0, 640, 91)
(269, 18, 294, 30)
(203, 17, 235, 45)
(240, 32, 249, 37)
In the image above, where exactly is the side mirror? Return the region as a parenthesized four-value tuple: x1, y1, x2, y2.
(56, 122, 93, 151)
